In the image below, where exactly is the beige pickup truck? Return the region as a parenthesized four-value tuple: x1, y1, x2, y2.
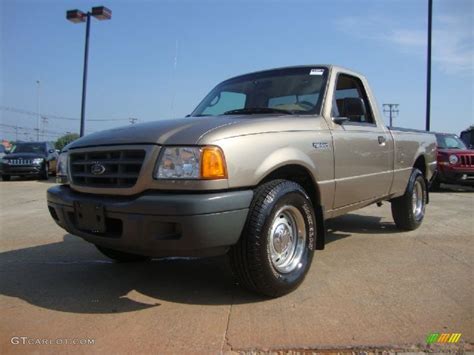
(47, 65, 437, 297)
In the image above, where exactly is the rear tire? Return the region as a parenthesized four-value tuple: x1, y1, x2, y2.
(2, 175, 11, 181)
(230, 180, 316, 297)
(95, 245, 150, 263)
(391, 169, 427, 231)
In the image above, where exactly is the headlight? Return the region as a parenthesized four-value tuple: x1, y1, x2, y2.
(155, 146, 227, 180)
(56, 152, 69, 184)
(449, 154, 459, 165)
(32, 158, 44, 165)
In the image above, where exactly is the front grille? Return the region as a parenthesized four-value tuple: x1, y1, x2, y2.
(70, 149, 146, 188)
(459, 154, 474, 167)
(7, 159, 33, 165)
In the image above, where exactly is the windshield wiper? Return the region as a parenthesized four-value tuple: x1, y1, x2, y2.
(223, 107, 294, 115)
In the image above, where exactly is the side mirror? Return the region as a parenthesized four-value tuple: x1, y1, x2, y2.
(333, 117, 349, 124)
(340, 97, 366, 118)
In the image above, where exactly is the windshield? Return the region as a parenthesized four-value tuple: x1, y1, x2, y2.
(10, 143, 46, 154)
(436, 135, 467, 150)
(191, 67, 328, 117)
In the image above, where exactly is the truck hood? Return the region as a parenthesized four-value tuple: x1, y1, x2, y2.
(67, 116, 244, 149)
(3, 152, 46, 159)
(438, 148, 474, 155)
(66, 114, 326, 149)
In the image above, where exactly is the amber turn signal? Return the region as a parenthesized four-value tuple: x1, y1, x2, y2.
(200, 146, 227, 179)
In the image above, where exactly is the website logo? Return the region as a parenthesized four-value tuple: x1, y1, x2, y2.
(426, 333, 462, 344)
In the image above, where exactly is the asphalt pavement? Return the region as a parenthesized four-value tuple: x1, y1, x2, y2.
(0, 178, 472, 353)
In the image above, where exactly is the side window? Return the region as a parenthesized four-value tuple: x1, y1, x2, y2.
(332, 74, 374, 124)
(202, 91, 246, 115)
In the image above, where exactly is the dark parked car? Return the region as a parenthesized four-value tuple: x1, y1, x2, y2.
(432, 133, 474, 189)
(1, 142, 58, 181)
(460, 127, 473, 149)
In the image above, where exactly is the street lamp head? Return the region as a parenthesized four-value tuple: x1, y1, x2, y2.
(91, 6, 112, 20)
(66, 9, 86, 23)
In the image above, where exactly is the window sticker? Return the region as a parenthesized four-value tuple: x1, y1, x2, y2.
(310, 69, 324, 75)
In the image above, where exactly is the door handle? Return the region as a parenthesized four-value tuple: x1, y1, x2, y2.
(378, 136, 386, 145)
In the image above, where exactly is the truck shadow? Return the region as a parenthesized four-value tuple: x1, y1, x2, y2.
(326, 213, 398, 241)
(431, 184, 473, 193)
(0, 214, 395, 314)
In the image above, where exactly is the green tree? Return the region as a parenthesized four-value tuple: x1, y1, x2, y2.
(55, 133, 79, 151)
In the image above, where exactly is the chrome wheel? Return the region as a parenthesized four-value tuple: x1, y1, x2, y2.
(269, 205, 306, 274)
(412, 179, 425, 220)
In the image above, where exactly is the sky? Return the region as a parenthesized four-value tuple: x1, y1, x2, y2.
(1, 0, 473, 142)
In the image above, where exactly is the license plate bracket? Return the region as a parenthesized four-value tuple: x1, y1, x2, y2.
(74, 201, 106, 233)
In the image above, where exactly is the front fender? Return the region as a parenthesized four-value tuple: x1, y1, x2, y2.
(255, 146, 317, 184)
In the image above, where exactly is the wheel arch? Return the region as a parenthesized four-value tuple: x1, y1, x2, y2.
(413, 155, 430, 204)
(413, 155, 427, 178)
(257, 163, 326, 250)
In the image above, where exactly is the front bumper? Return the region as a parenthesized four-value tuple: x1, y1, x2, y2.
(437, 166, 474, 185)
(47, 185, 253, 257)
(1, 164, 42, 176)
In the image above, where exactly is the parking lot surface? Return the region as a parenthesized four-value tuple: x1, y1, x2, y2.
(0, 178, 473, 353)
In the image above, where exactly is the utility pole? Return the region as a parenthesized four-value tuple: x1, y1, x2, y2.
(426, 0, 433, 131)
(129, 117, 138, 124)
(383, 104, 399, 127)
(36, 80, 41, 141)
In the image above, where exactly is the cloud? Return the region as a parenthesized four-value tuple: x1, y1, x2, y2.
(335, 13, 473, 75)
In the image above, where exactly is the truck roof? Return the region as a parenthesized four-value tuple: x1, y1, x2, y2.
(223, 64, 363, 83)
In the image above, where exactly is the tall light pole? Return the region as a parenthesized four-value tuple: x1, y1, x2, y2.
(66, 6, 112, 137)
(425, 0, 433, 131)
(36, 80, 40, 141)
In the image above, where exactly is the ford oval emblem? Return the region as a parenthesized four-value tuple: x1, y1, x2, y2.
(91, 162, 106, 175)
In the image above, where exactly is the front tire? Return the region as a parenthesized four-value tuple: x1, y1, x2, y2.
(430, 175, 441, 191)
(95, 245, 150, 263)
(40, 163, 49, 180)
(230, 180, 316, 297)
(391, 169, 427, 231)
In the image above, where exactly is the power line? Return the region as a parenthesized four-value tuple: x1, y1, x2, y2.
(0, 123, 70, 135)
(0, 105, 130, 122)
(0, 129, 64, 140)
(0, 124, 73, 142)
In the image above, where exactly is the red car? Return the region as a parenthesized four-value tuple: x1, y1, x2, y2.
(433, 133, 474, 189)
